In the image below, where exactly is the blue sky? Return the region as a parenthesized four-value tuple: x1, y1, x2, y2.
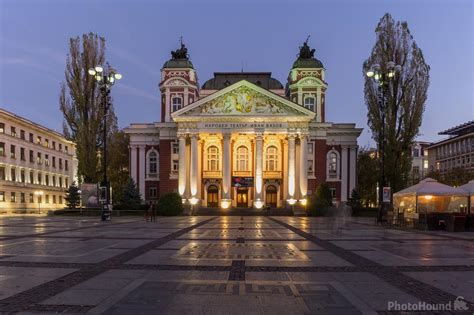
(0, 0, 472, 146)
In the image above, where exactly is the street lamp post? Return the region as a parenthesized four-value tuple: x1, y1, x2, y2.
(88, 66, 122, 221)
(366, 62, 401, 223)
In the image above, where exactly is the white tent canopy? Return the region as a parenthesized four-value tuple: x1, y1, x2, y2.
(394, 178, 468, 198)
(459, 180, 474, 194)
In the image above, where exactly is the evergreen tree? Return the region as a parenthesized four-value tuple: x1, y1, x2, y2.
(60, 32, 118, 183)
(363, 13, 430, 195)
(308, 183, 333, 216)
(65, 182, 81, 209)
(118, 177, 142, 209)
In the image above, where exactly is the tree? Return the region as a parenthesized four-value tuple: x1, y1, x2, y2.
(108, 131, 130, 204)
(357, 148, 379, 207)
(60, 32, 118, 183)
(426, 168, 474, 187)
(363, 13, 430, 195)
(65, 182, 81, 209)
(347, 189, 362, 211)
(308, 183, 333, 216)
(117, 177, 142, 209)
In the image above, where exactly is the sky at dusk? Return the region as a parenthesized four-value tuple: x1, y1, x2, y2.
(0, 0, 473, 147)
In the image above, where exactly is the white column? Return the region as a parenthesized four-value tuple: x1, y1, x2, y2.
(287, 134, 296, 199)
(299, 134, 308, 199)
(189, 134, 198, 199)
(316, 87, 322, 122)
(178, 134, 187, 197)
(130, 145, 138, 185)
(349, 146, 357, 196)
(341, 146, 348, 202)
(165, 89, 170, 122)
(138, 145, 146, 201)
(254, 133, 264, 208)
(222, 134, 231, 201)
(184, 87, 189, 106)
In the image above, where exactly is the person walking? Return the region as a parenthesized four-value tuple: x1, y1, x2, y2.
(150, 201, 157, 222)
(145, 202, 152, 222)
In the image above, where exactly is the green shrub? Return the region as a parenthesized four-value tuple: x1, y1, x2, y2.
(157, 192, 183, 216)
(308, 183, 332, 216)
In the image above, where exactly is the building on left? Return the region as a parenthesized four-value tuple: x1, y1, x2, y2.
(0, 108, 77, 213)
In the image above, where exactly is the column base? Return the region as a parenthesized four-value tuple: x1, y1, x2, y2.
(253, 199, 264, 209)
(220, 199, 232, 209)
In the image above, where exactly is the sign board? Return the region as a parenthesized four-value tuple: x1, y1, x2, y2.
(382, 187, 391, 203)
(232, 177, 254, 187)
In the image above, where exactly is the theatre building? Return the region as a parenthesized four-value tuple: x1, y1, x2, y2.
(125, 41, 362, 209)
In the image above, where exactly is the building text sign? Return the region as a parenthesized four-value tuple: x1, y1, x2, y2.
(201, 122, 285, 129)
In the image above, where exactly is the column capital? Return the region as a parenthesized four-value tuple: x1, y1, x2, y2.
(287, 133, 297, 140)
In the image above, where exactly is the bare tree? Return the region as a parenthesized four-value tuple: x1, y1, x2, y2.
(363, 13, 430, 194)
(60, 33, 118, 183)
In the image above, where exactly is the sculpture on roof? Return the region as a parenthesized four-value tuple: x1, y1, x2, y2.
(171, 36, 188, 59)
(298, 36, 315, 59)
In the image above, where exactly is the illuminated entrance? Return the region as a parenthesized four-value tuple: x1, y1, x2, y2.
(266, 185, 277, 208)
(207, 185, 219, 208)
(236, 188, 248, 208)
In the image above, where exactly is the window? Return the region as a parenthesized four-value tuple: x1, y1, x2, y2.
(20, 130, 25, 140)
(0, 142, 4, 156)
(236, 146, 249, 171)
(37, 152, 42, 164)
(423, 160, 428, 169)
(52, 176, 56, 187)
(413, 148, 419, 157)
(59, 143, 62, 151)
(20, 193, 25, 203)
(172, 143, 179, 154)
(0, 167, 4, 180)
(172, 160, 179, 172)
(53, 195, 56, 204)
(265, 146, 278, 171)
(413, 166, 420, 176)
(329, 188, 336, 200)
(52, 156, 56, 168)
(45, 155, 49, 167)
(308, 143, 314, 154)
(21, 170, 25, 183)
(10, 192, 16, 203)
(65, 160, 68, 171)
(37, 136, 41, 145)
(29, 150, 34, 163)
(45, 175, 49, 186)
(327, 151, 339, 179)
(59, 177, 63, 187)
(0, 192, 4, 202)
(37, 172, 42, 185)
(65, 178, 69, 187)
(10, 145, 16, 159)
(65, 146, 68, 153)
(11, 126, 16, 137)
(11, 168, 16, 181)
(148, 151, 158, 176)
(149, 187, 157, 198)
(59, 158, 62, 169)
(308, 159, 314, 174)
(29, 171, 34, 184)
(45, 139, 49, 148)
(29, 193, 34, 203)
(29, 133, 34, 142)
(59, 195, 63, 204)
(0, 123, 4, 133)
(172, 97, 183, 112)
(45, 195, 49, 204)
(207, 146, 220, 171)
(20, 148, 25, 161)
(52, 141, 56, 150)
(304, 97, 316, 111)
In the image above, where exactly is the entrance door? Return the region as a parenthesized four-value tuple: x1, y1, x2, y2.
(207, 185, 218, 208)
(236, 188, 248, 208)
(266, 185, 277, 208)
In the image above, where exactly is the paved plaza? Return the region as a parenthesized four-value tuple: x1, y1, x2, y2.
(0, 216, 472, 314)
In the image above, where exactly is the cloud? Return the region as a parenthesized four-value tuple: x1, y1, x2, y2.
(0, 56, 60, 78)
(116, 83, 160, 102)
(109, 45, 160, 77)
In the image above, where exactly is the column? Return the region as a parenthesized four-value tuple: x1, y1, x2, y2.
(189, 134, 198, 200)
(138, 145, 146, 201)
(341, 146, 348, 202)
(130, 145, 138, 185)
(299, 134, 308, 200)
(165, 89, 170, 122)
(349, 146, 357, 196)
(254, 133, 264, 208)
(221, 134, 231, 206)
(178, 134, 187, 197)
(287, 134, 296, 200)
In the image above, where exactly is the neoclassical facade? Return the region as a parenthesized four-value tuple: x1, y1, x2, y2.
(125, 41, 362, 209)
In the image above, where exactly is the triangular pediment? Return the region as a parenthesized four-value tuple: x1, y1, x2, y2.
(172, 80, 315, 122)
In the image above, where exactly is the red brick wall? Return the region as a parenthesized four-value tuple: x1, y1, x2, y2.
(145, 180, 159, 201)
(159, 139, 178, 196)
(314, 139, 326, 187)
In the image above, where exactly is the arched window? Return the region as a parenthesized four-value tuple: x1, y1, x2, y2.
(207, 146, 220, 171)
(304, 97, 315, 111)
(327, 151, 338, 179)
(172, 97, 183, 112)
(149, 151, 158, 176)
(265, 146, 278, 171)
(236, 146, 248, 171)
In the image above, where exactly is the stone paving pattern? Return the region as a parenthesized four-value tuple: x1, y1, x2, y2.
(0, 215, 471, 313)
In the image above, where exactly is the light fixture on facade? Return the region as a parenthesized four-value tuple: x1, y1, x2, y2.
(189, 197, 199, 205)
(299, 198, 307, 206)
(221, 199, 231, 209)
(254, 199, 264, 209)
(424, 195, 433, 200)
(287, 198, 297, 205)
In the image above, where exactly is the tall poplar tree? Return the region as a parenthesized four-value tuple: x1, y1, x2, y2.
(363, 13, 430, 194)
(60, 32, 118, 183)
